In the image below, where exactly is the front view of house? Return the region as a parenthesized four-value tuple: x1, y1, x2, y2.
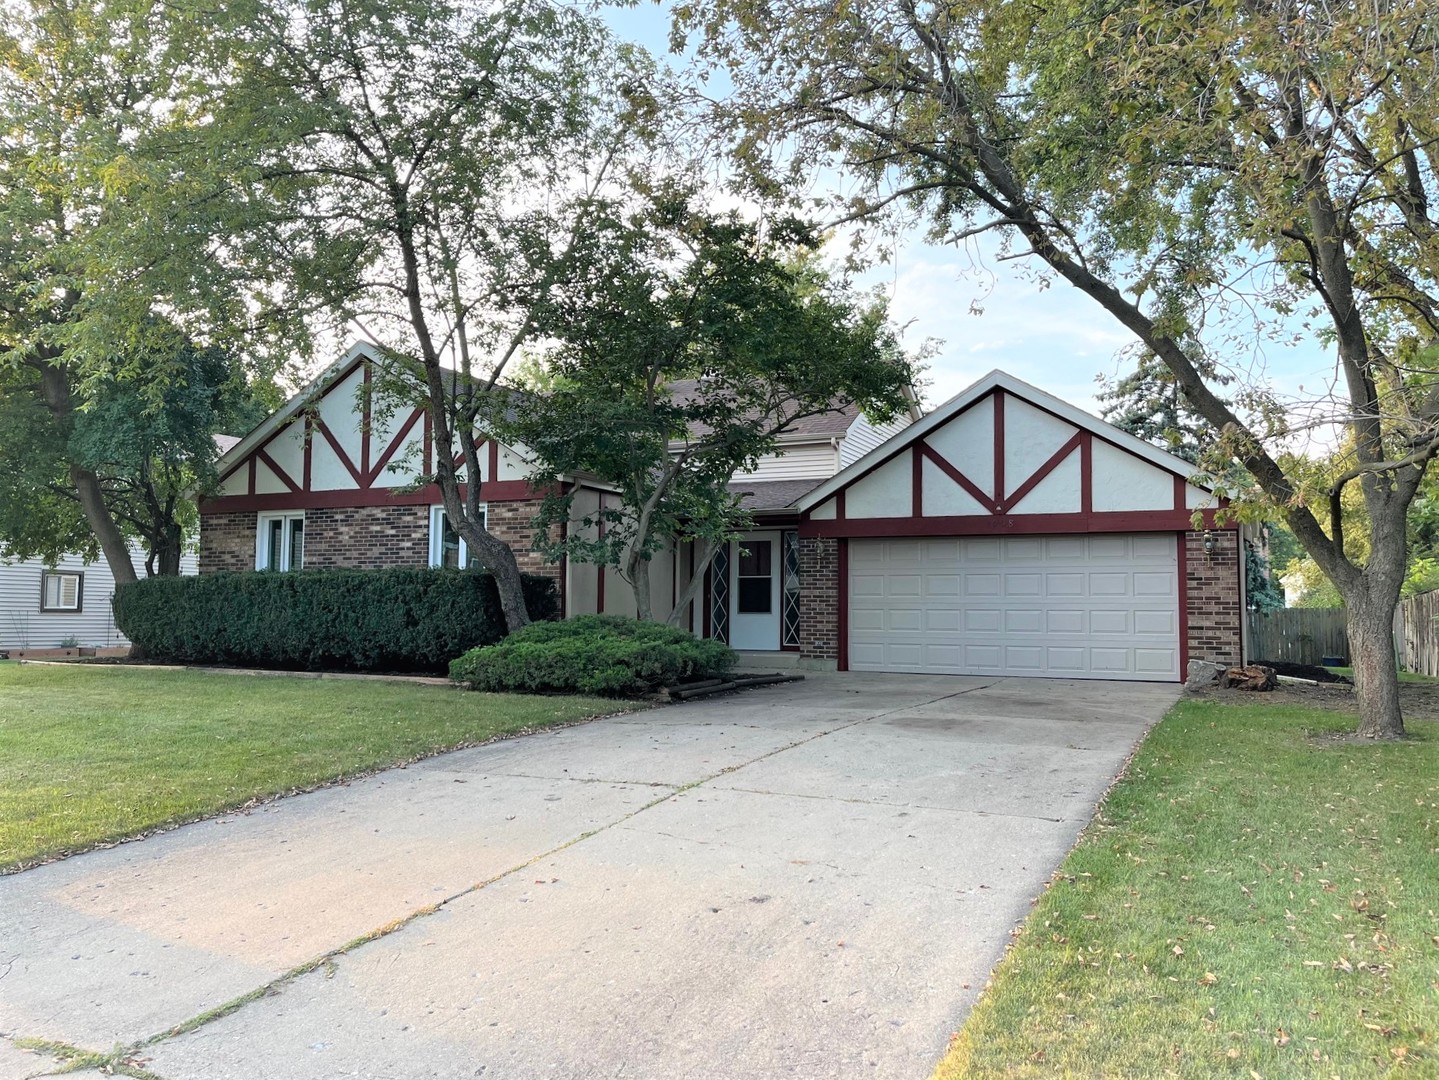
(199, 345, 1245, 682)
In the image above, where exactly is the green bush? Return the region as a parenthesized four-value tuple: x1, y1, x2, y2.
(114, 568, 559, 674)
(449, 614, 737, 696)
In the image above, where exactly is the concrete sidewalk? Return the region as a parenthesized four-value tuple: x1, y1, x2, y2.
(0, 674, 1176, 1079)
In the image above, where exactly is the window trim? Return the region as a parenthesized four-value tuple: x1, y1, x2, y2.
(39, 570, 84, 613)
(428, 505, 488, 569)
(256, 512, 305, 571)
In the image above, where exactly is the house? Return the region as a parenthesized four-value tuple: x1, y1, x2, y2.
(198, 344, 1245, 682)
(0, 543, 197, 651)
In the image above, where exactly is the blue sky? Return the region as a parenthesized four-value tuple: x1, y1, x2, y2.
(601, 1, 1337, 420)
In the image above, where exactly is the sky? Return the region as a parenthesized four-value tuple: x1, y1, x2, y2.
(600, 1, 1339, 423)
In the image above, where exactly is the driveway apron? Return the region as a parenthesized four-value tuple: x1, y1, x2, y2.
(0, 674, 1176, 1079)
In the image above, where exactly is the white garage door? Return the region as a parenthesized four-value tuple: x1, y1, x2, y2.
(848, 534, 1180, 681)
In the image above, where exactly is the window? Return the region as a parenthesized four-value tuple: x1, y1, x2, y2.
(429, 505, 488, 568)
(736, 539, 774, 614)
(257, 513, 305, 571)
(40, 571, 83, 612)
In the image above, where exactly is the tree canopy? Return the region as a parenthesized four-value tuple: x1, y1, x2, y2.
(499, 194, 923, 620)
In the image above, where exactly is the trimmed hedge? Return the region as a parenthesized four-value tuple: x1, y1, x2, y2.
(114, 568, 559, 674)
(449, 614, 737, 697)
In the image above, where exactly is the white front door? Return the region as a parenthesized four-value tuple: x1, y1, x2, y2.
(729, 532, 782, 650)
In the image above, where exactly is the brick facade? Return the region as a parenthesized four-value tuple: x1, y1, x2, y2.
(798, 536, 840, 662)
(198, 499, 560, 581)
(1185, 529, 1242, 666)
(486, 500, 561, 581)
(303, 505, 431, 569)
(199, 511, 259, 573)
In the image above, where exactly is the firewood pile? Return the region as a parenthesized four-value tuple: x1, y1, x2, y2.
(1222, 664, 1278, 691)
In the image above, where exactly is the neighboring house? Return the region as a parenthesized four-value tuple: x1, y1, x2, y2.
(0, 543, 197, 650)
(198, 344, 1245, 682)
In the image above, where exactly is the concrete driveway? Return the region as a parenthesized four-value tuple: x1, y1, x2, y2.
(0, 674, 1176, 1080)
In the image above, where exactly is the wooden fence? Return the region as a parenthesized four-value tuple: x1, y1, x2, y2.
(1395, 590, 1439, 677)
(1246, 608, 1349, 665)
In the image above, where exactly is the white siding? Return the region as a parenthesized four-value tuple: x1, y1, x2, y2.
(840, 410, 914, 469)
(0, 544, 197, 649)
(743, 442, 838, 482)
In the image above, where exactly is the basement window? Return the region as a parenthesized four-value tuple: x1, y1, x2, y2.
(40, 571, 83, 612)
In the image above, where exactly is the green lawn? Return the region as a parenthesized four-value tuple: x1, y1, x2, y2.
(936, 698, 1439, 1079)
(0, 663, 634, 872)
(1327, 665, 1439, 685)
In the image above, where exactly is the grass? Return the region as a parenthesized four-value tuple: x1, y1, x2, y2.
(0, 663, 636, 871)
(935, 698, 1439, 1079)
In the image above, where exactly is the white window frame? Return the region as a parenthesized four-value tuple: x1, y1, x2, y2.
(256, 512, 305, 571)
(429, 505, 487, 569)
(40, 570, 83, 612)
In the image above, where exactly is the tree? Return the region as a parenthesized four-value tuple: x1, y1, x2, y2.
(0, 0, 299, 583)
(499, 196, 921, 621)
(680, 0, 1439, 736)
(1097, 354, 1227, 465)
(0, 336, 271, 574)
(208, 0, 654, 633)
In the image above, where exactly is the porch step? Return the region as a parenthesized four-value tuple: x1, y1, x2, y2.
(734, 650, 806, 672)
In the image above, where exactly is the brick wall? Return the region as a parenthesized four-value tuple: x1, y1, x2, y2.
(486, 500, 561, 581)
(197, 499, 561, 580)
(1185, 529, 1242, 666)
(798, 536, 840, 661)
(199, 511, 258, 573)
(303, 505, 430, 569)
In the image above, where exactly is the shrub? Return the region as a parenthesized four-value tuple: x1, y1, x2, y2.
(114, 568, 559, 674)
(449, 614, 737, 696)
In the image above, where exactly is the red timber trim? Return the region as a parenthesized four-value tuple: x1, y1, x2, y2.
(800, 508, 1232, 539)
(798, 387, 1230, 525)
(1173, 473, 1186, 512)
(488, 440, 500, 483)
(835, 489, 846, 519)
(199, 480, 546, 514)
(315, 419, 365, 486)
(999, 432, 1082, 514)
(596, 493, 606, 614)
(837, 538, 850, 672)
(670, 542, 677, 612)
(247, 457, 257, 494)
(1080, 433, 1092, 514)
(1177, 531, 1189, 678)
(993, 388, 1005, 505)
(303, 416, 313, 490)
(423, 409, 433, 475)
(685, 543, 695, 632)
(918, 443, 995, 512)
(255, 448, 301, 493)
(360, 363, 373, 477)
(911, 448, 924, 517)
(366, 408, 423, 486)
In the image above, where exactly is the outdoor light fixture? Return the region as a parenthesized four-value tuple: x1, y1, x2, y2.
(1202, 529, 1217, 555)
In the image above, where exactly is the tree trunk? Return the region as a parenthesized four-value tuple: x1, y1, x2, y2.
(1345, 588, 1405, 739)
(70, 464, 137, 585)
(667, 539, 720, 629)
(625, 544, 652, 622)
(153, 521, 184, 576)
(461, 522, 532, 633)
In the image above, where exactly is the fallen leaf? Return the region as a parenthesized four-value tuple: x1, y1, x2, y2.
(1173, 944, 1185, 957)
(1275, 1029, 1291, 1047)
(1199, 972, 1218, 986)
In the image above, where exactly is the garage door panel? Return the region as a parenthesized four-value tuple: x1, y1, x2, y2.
(849, 534, 1179, 682)
(1004, 609, 1043, 633)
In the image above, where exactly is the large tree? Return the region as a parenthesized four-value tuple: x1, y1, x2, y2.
(0, 336, 273, 574)
(500, 195, 921, 621)
(208, 0, 656, 632)
(681, 0, 1439, 736)
(0, 0, 299, 583)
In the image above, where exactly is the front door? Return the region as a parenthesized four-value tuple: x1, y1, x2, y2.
(729, 531, 782, 650)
